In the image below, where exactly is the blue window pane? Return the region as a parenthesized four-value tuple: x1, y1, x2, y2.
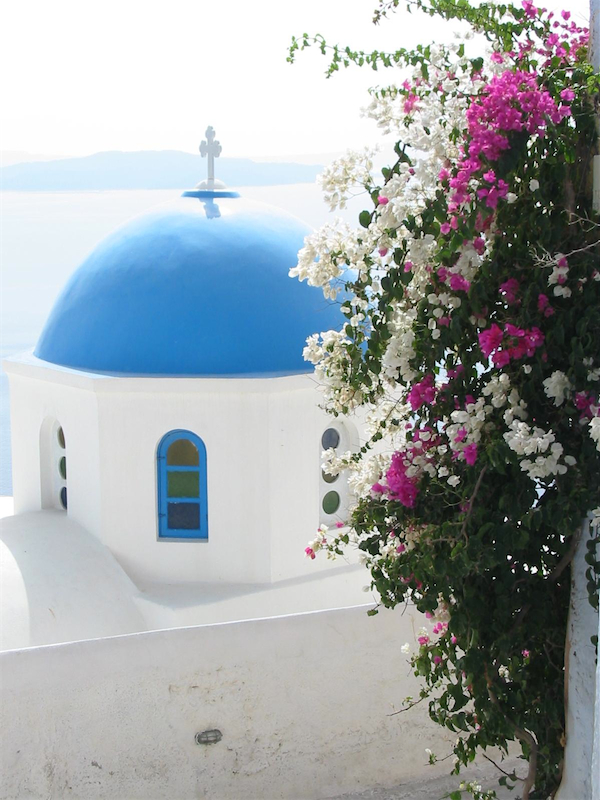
(321, 428, 340, 449)
(167, 502, 200, 530)
(60, 486, 68, 510)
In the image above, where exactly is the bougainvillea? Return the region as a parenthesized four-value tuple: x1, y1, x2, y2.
(289, 1, 600, 797)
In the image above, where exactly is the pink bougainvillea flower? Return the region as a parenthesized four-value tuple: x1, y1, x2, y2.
(575, 392, 596, 419)
(408, 374, 437, 411)
(449, 274, 470, 292)
(403, 93, 418, 114)
(463, 443, 478, 466)
(473, 237, 486, 255)
(377, 196, 389, 205)
(492, 349, 511, 368)
(505, 323, 525, 338)
(500, 278, 520, 305)
(538, 293, 555, 316)
(479, 324, 504, 357)
(440, 222, 451, 235)
(305, 547, 316, 560)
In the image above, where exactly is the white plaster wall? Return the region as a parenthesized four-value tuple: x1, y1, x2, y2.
(95, 382, 273, 584)
(4, 357, 366, 588)
(267, 383, 358, 582)
(5, 367, 102, 537)
(555, 516, 599, 800)
(101, 374, 363, 586)
(0, 605, 455, 800)
(0, 510, 147, 650)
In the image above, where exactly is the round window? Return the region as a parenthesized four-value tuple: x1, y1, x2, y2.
(59, 456, 67, 480)
(57, 427, 66, 449)
(322, 491, 340, 515)
(60, 487, 68, 510)
(321, 428, 340, 450)
(322, 469, 338, 484)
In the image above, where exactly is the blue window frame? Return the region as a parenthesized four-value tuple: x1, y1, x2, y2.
(157, 430, 208, 540)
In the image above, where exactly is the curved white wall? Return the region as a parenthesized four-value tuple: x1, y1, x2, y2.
(0, 605, 455, 800)
(0, 510, 147, 650)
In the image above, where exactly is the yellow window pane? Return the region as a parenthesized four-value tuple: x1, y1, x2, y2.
(167, 439, 199, 466)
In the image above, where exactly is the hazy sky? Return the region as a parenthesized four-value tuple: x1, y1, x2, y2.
(0, 0, 591, 160)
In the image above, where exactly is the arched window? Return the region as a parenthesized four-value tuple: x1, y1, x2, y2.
(157, 430, 208, 540)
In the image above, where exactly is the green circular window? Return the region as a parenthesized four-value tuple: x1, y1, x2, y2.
(322, 469, 338, 484)
(321, 428, 340, 450)
(59, 456, 67, 480)
(57, 427, 65, 449)
(322, 491, 340, 515)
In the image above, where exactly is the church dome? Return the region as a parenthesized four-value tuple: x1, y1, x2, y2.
(34, 193, 338, 376)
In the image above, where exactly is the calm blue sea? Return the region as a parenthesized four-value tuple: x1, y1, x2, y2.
(0, 184, 365, 494)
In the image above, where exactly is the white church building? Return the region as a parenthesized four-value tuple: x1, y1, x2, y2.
(2, 130, 367, 650)
(0, 131, 460, 800)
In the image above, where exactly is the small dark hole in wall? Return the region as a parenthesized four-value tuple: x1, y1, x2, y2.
(195, 729, 222, 745)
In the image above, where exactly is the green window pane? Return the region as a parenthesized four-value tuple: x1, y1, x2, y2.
(59, 456, 67, 480)
(167, 439, 199, 466)
(168, 470, 199, 498)
(57, 427, 66, 449)
(322, 469, 338, 484)
(322, 491, 340, 515)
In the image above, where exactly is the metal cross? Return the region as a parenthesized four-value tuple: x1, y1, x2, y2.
(199, 126, 222, 183)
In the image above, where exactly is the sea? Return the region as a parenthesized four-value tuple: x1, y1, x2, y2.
(0, 183, 366, 494)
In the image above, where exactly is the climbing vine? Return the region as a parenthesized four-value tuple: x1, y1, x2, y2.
(289, 2, 600, 797)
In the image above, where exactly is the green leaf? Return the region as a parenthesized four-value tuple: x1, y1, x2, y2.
(359, 210, 372, 228)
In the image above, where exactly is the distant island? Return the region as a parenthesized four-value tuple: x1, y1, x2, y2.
(0, 150, 323, 191)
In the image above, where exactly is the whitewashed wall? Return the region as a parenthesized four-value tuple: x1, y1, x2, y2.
(5, 354, 360, 587)
(0, 605, 455, 800)
(6, 368, 103, 538)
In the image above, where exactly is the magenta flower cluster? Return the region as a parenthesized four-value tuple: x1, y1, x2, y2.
(373, 428, 439, 508)
(407, 374, 437, 411)
(445, 68, 572, 218)
(479, 323, 545, 367)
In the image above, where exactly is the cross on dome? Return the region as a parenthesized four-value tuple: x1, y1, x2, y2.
(199, 126, 222, 185)
(186, 125, 238, 198)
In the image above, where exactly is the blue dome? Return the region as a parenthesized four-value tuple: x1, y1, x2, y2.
(35, 194, 339, 376)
